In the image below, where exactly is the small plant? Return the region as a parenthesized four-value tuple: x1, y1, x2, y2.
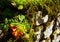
(1, 14, 30, 40)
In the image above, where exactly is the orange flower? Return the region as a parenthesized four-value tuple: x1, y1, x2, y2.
(10, 25, 24, 39)
(12, 31, 18, 39)
(12, 30, 24, 39)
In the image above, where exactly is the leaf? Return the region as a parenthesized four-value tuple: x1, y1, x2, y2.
(4, 25, 9, 31)
(5, 18, 8, 24)
(25, 24, 30, 30)
(18, 5, 23, 10)
(0, 24, 4, 29)
(14, 20, 19, 23)
(22, 19, 30, 30)
(10, 23, 19, 26)
(18, 15, 25, 21)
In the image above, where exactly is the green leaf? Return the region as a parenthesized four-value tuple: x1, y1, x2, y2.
(18, 15, 25, 21)
(0, 24, 3, 29)
(14, 20, 19, 23)
(5, 18, 8, 24)
(10, 23, 15, 26)
(22, 19, 30, 30)
(4, 25, 9, 31)
(18, 5, 23, 10)
(10, 23, 19, 26)
(23, 29, 27, 34)
(25, 24, 30, 30)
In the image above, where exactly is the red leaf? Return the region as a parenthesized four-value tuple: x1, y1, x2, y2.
(9, 26, 17, 30)
(18, 32, 23, 35)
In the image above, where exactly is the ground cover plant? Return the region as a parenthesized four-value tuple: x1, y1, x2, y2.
(0, 0, 60, 42)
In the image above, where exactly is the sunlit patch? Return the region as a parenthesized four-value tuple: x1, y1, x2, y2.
(44, 20, 54, 38)
(42, 15, 48, 23)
